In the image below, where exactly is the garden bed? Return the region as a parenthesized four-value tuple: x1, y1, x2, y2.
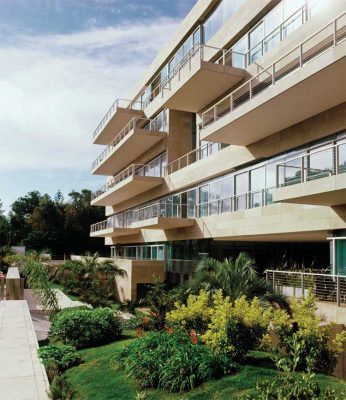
(65, 332, 346, 400)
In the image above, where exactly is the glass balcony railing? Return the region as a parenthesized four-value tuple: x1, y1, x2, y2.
(202, 12, 346, 130)
(92, 116, 167, 171)
(165, 142, 226, 175)
(93, 99, 143, 141)
(277, 141, 346, 187)
(142, 44, 245, 109)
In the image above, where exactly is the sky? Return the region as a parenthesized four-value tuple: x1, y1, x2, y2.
(0, 0, 196, 213)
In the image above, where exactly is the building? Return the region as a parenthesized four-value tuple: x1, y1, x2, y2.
(90, 0, 346, 301)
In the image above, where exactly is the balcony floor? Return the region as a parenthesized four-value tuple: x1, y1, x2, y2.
(273, 173, 346, 206)
(130, 216, 195, 230)
(201, 43, 346, 145)
(93, 129, 166, 176)
(90, 227, 139, 238)
(91, 175, 164, 207)
(93, 108, 145, 145)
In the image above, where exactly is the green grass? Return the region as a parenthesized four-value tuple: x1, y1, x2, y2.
(65, 334, 346, 400)
(50, 283, 81, 302)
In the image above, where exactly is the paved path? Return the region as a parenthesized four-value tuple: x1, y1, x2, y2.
(0, 301, 49, 399)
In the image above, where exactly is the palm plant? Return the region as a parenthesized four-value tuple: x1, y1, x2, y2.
(183, 252, 290, 312)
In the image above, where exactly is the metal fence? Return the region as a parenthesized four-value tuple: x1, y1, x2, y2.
(266, 269, 346, 307)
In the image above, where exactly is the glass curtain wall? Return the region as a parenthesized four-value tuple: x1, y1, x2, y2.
(232, 0, 328, 67)
(135, 153, 167, 177)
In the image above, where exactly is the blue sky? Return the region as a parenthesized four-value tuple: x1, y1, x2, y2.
(0, 0, 196, 213)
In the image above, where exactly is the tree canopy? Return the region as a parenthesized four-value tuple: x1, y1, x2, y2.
(0, 190, 105, 255)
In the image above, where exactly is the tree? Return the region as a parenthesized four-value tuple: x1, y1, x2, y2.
(184, 252, 290, 311)
(57, 252, 127, 307)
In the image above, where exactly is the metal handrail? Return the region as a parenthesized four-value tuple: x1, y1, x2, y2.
(93, 98, 143, 140)
(266, 269, 346, 307)
(276, 141, 346, 187)
(165, 142, 225, 175)
(202, 12, 346, 129)
(91, 116, 166, 170)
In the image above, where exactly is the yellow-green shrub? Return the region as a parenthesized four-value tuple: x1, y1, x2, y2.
(271, 292, 346, 373)
(166, 290, 211, 334)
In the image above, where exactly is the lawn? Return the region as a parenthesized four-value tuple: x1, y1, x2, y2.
(65, 333, 346, 400)
(50, 282, 81, 302)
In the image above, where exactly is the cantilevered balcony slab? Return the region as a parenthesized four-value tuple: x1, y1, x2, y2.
(201, 39, 346, 145)
(144, 47, 245, 117)
(93, 104, 145, 145)
(90, 227, 139, 238)
(130, 217, 195, 230)
(91, 175, 164, 207)
(273, 174, 346, 206)
(92, 129, 166, 176)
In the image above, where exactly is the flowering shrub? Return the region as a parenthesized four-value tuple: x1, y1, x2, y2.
(117, 331, 238, 392)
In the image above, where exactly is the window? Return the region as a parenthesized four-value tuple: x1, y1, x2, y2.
(209, 180, 221, 215)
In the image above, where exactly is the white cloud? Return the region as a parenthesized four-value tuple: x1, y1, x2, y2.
(0, 17, 179, 171)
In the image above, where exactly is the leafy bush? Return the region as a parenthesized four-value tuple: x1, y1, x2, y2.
(166, 289, 211, 334)
(271, 293, 346, 373)
(118, 331, 238, 392)
(49, 375, 74, 400)
(167, 290, 271, 361)
(49, 307, 122, 349)
(38, 344, 81, 373)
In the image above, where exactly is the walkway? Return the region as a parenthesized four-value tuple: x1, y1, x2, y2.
(0, 301, 49, 400)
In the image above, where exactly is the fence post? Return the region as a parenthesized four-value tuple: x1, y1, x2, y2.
(336, 276, 340, 307)
(301, 273, 305, 298)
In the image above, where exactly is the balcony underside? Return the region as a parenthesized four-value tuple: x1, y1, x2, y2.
(93, 108, 145, 145)
(201, 45, 346, 145)
(273, 174, 346, 206)
(130, 217, 195, 230)
(90, 227, 140, 238)
(91, 176, 164, 207)
(93, 129, 166, 175)
(145, 60, 244, 116)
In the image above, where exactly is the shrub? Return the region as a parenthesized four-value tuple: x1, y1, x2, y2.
(166, 289, 211, 334)
(118, 331, 238, 392)
(271, 293, 346, 373)
(49, 307, 122, 349)
(38, 344, 81, 373)
(49, 375, 74, 400)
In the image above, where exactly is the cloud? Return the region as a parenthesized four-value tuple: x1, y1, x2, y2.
(0, 17, 180, 172)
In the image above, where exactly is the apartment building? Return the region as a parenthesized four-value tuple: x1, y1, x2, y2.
(90, 0, 346, 301)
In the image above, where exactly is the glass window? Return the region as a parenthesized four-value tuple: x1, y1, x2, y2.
(264, 3, 283, 35)
(221, 176, 233, 198)
(199, 185, 209, 217)
(235, 172, 249, 195)
(250, 166, 265, 192)
(265, 163, 277, 189)
(187, 189, 197, 218)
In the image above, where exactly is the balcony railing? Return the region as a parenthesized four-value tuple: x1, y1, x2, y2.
(91, 160, 164, 201)
(202, 12, 346, 130)
(92, 116, 167, 171)
(132, 202, 187, 222)
(266, 269, 346, 306)
(276, 141, 346, 187)
(93, 99, 142, 141)
(165, 142, 226, 175)
(194, 188, 274, 218)
(143, 44, 245, 109)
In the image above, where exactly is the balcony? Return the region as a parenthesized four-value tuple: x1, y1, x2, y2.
(93, 99, 145, 145)
(90, 217, 139, 239)
(91, 163, 164, 207)
(201, 13, 346, 145)
(130, 202, 195, 230)
(143, 44, 245, 116)
(92, 117, 167, 176)
(273, 141, 346, 206)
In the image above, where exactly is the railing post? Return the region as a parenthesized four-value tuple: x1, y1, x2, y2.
(299, 44, 303, 67)
(213, 106, 217, 123)
(301, 156, 305, 182)
(337, 276, 340, 307)
(333, 18, 337, 47)
(335, 144, 339, 175)
(301, 273, 305, 298)
(272, 271, 276, 291)
(222, 50, 226, 66)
